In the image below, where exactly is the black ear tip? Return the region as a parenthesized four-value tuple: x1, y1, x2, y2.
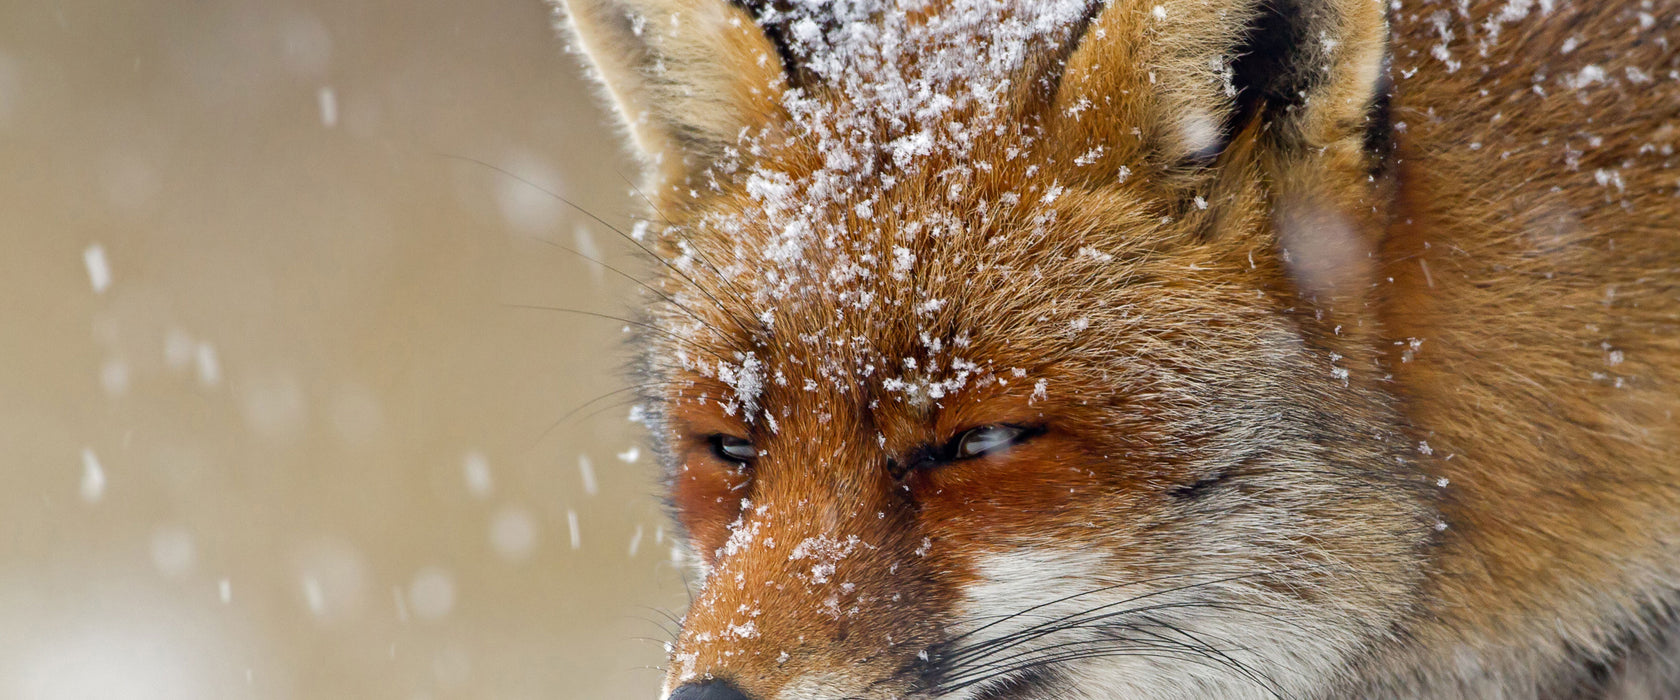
(669, 679, 756, 700)
(1230, 0, 1316, 122)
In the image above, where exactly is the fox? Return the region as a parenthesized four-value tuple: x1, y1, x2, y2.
(553, 0, 1680, 698)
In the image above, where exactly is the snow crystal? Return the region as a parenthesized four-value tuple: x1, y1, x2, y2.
(294, 539, 368, 620)
(83, 244, 111, 294)
(569, 225, 607, 286)
(567, 509, 581, 550)
(891, 246, 916, 279)
(164, 328, 195, 369)
(219, 578, 233, 604)
(99, 357, 129, 397)
(302, 578, 327, 615)
(725, 620, 760, 640)
(889, 130, 937, 169)
(408, 567, 457, 621)
(462, 451, 493, 498)
(1078, 246, 1114, 263)
(628, 524, 645, 557)
(237, 372, 308, 441)
(789, 535, 860, 585)
(578, 454, 598, 496)
(1480, 0, 1555, 53)
(317, 86, 337, 128)
(1039, 182, 1065, 205)
(493, 154, 565, 235)
(717, 353, 765, 419)
(1594, 168, 1626, 192)
(1568, 65, 1607, 90)
(490, 506, 538, 561)
(719, 511, 767, 559)
(79, 447, 105, 503)
(616, 445, 640, 463)
(193, 342, 220, 386)
(1429, 11, 1461, 73)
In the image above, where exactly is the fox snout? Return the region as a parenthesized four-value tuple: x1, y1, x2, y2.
(668, 681, 753, 700)
(663, 452, 949, 699)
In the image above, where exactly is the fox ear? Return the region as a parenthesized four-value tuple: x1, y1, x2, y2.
(556, 0, 789, 190)
(1049, 0, 1389, 172)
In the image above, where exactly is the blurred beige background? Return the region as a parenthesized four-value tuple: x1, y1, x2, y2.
(0, 1, 686, 697)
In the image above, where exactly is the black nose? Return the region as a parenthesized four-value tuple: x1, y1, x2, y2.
(669, 680, 753, 700)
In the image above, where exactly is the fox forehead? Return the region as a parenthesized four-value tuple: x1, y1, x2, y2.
(642, 178, 1256, 411)
(620, 0, 1265, 428)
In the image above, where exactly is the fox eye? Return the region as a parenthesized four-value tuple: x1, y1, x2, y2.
(709, 434, 757, 464)
(953, 425, 1033, 460)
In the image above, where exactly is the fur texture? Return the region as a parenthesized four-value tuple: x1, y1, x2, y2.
(553, 0, 1680, 698)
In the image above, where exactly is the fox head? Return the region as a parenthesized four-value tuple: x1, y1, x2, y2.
(558, 0, 1436, 698)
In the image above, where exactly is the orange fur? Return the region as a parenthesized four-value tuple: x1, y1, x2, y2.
(556, 0, 1680, 697)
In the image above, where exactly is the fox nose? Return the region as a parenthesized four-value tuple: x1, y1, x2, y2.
(669, 680, 754, 700)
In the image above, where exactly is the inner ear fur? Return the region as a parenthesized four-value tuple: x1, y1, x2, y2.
(1047, 0, 1389, 177)
(556, 0, 791, 190)
(1044, 0, 1392, 310)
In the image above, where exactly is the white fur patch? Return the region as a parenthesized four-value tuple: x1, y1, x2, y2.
(1178, 110, 1222, 160)
(776, 672, 854, 700)
(939, 549, 1357, 700)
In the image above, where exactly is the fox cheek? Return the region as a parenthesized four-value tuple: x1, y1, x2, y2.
(670, 462, 751, 563)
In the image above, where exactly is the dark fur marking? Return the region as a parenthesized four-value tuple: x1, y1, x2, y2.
(1169, 470, 1233, 500)
(1558, 597, 1680, 698)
